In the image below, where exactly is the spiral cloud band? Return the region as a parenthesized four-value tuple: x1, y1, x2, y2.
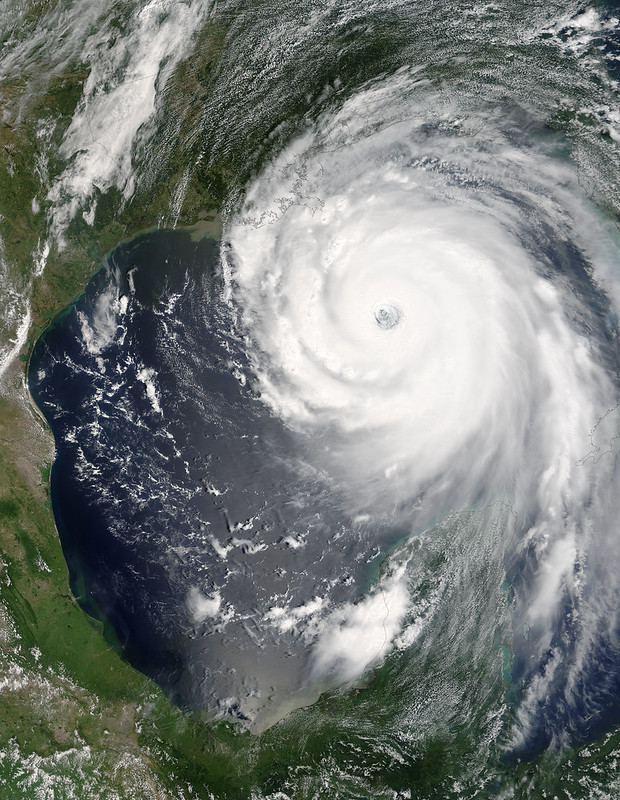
(223, 79, 620, 746)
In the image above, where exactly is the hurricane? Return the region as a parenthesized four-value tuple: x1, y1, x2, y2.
(219, 78, 620, 752)
(11, 0, 620, 796)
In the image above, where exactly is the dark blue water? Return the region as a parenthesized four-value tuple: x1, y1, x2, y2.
(30, 231, 228, 692)
(28, 228, 397, 724)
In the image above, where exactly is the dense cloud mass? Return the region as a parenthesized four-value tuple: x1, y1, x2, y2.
(224, 80, 620, 749)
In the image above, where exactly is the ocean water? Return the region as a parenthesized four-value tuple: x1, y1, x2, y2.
(16, 0, 620, 796)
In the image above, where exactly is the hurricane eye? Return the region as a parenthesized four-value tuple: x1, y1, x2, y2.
(373, 303, 402, 330)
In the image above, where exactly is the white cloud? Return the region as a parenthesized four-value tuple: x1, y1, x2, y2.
(47, 0, 212, 245)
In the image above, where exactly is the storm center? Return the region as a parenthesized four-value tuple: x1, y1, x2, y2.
(373, 302, 402, 330)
